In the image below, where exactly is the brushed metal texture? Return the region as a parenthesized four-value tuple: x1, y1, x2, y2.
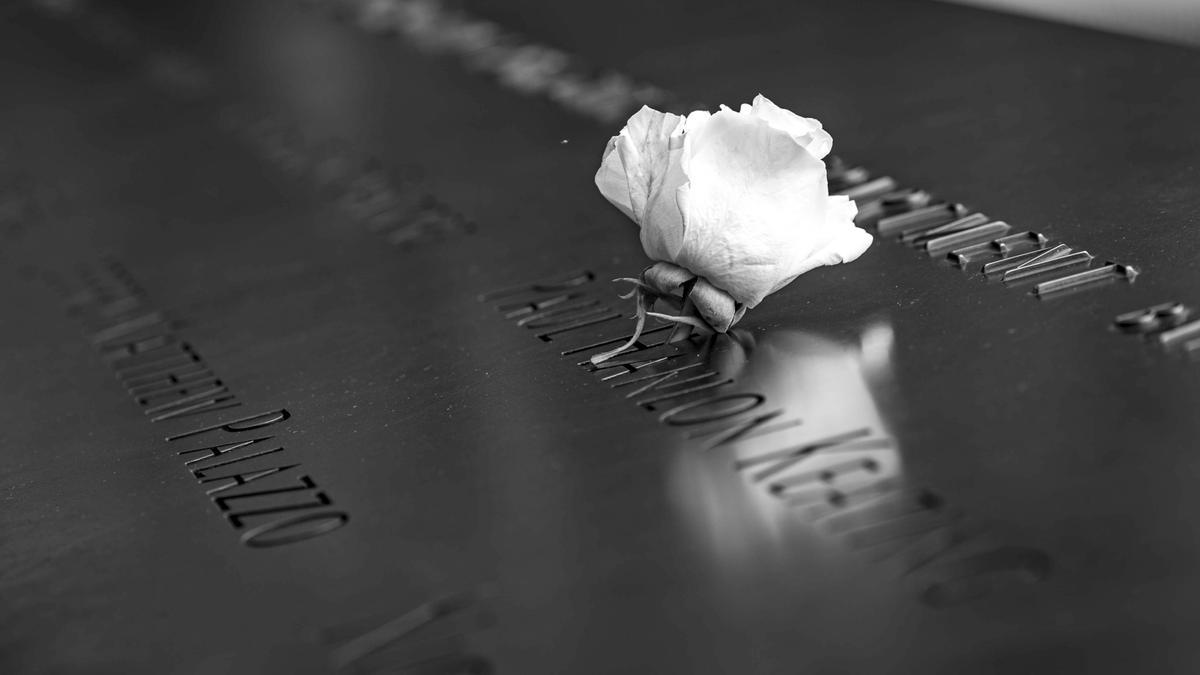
(2, 1, 1199, 673)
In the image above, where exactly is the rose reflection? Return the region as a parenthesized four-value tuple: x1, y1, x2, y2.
(667, 318, 899, 569)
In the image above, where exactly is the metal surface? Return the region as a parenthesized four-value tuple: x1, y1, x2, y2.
(2, 0, 1200, 673)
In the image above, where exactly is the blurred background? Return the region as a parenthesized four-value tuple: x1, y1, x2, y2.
(945, 0, 1200, 47)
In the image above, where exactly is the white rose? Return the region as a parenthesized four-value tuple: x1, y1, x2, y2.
(594, 94, 871, 310)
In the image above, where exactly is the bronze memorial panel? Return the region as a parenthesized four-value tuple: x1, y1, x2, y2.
(2, 0, 1199, 672)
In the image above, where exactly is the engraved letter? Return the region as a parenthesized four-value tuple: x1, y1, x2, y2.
(240, 511, 349, 548)
(165, 408, 292, 443)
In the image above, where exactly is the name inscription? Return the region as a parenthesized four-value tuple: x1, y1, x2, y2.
(31, 0, 475, 253)
(1115, 300, 1200, 354)
(298, 0, 672, 123)
(482, 269, 1053, 608)
(219, 106, 476, 250)
(48, 258, 349, 548)
(325, 589, 494, 673)
(827, 157, 1141, 300)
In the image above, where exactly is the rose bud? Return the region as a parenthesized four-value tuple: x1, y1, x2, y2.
(591, 95, 873, 364)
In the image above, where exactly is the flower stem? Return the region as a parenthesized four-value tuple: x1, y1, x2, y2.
(668, 294, 696, 343)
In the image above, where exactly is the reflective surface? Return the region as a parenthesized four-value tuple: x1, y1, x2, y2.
(3, 1, 1200, 673)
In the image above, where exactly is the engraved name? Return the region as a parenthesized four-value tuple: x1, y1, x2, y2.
(298, 0, 672, 123)
(219, 106, 476, 250)
(1115, 300, 1200, 354)
(827, 157, 1140, 299)
(483, 269, 1053, 608)
(58, 258, 349, 548)
(30, 0, 475, 253)
(324, 589, 494, 673)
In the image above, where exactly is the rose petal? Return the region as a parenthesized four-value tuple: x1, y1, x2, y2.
(675, 109, 829, 307)
(614, 106, 684, 224)
(638, 109, 710, 261)
(746, 94, 833, 160)
(770, 195, 872, 294)
(594, 136, 635, 221)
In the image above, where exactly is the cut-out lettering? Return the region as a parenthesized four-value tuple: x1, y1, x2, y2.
(1002, 251, 1093, 282)
(534, 311, 621, 342)
(226, 492, 332, 528)
(833, 176, 897, 201)
(607, 361, 701, 388)
(515, 300, 605, 328)
(100, 333, 179, 363)
(562, 324, 672, 357)
(994, 231, 1048, 254)
(212, 474, 316, 511)
(499, 292, 584, 318)
(113, 345, 200, 377)
(877, 203, 968, 237)
(899, 212, 990, 245)
(327, 591, 488, 672)
(478, 269, 595, 302)
(178, 435, 279, 466)
(1033, 263, 1139, 297)
(688, 409, 804, 449)
(598, 355, 680, 381)
(241, 511, 348, 548)
(924, 221, 1011, 255)
(1114, 302, 1189, 333)
(982, 244, 1072, 277)
(659, 393, 765, 426)
(145, 386, 241, 422)
(166, 408, 292, 443)
(918, 546, 1053, 608)
(190, 447, 286, 480)
(1158, 318, 1200, 346)
(635, 375, 731, 410)
(89, 311, 169, 344)
(122, 361, 212, 390)
(137, 379, 225, 407)
(735, 429, 873, 483)
(203, 464, 302, 497)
